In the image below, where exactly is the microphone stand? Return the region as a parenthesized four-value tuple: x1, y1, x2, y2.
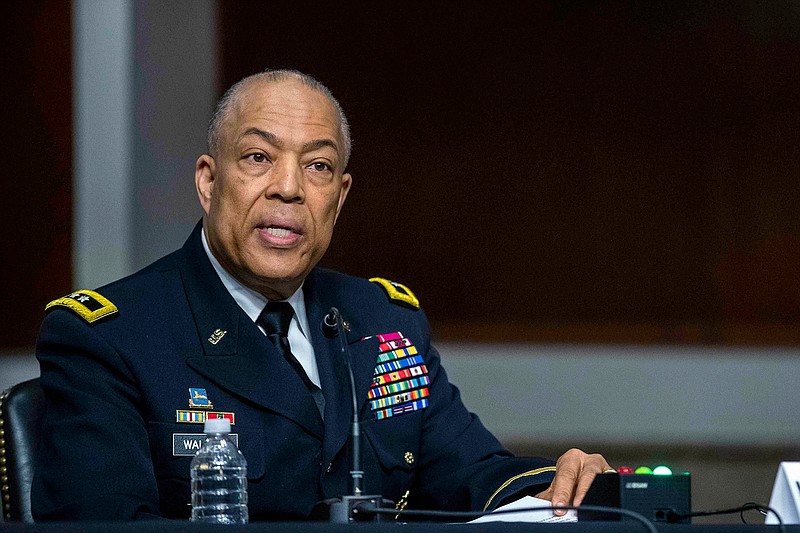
(315, 308, 394, 523)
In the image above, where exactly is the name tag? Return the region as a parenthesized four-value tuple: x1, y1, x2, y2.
(172, 433, 239, 456)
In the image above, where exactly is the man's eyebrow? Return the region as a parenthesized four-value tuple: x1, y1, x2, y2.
(302, 138, 339, 154)
(238, 127, 280, 146)
(238, 128, 339, 156)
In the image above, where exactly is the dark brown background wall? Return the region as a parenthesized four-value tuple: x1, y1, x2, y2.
(5, 1, 800, 349)
(221, 1, 800, 344)
(3, 1, 72, 349)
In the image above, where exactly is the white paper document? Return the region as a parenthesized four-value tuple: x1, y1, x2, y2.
(469, 496, 577, 523)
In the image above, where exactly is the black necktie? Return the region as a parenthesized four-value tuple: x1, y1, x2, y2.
(257, 301, 325, 419)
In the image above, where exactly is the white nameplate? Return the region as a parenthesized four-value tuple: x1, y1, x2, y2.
(767, 462, 800, 524)
(172, 433, 239, 456)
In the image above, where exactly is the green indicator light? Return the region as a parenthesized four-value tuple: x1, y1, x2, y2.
(653, 466, 672, 475)
(634, 466, 653, 474)
(683, 472, 691, 476)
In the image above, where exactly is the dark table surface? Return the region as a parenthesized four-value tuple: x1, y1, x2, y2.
(0, 522, 796, 533)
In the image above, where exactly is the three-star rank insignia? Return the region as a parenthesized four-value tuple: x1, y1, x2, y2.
(188, 388, 213, 409)
(45, 289, 118, 324)
(369, 278, 420, 310)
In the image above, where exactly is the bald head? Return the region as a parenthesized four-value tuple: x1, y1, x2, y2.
(207, 70, 352, 168)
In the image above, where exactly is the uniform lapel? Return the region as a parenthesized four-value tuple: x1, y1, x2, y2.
(303, 270, 351, 465)
(177, 223, 323, 438)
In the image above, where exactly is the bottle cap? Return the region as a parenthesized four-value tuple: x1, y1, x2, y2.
(203, 417, 231, 435)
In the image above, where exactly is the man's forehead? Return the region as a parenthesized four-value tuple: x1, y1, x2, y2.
(237, 80, 338, 127)
(226, 79, 341, 147)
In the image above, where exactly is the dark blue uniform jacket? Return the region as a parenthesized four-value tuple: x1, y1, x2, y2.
(32, 222, 555, 521)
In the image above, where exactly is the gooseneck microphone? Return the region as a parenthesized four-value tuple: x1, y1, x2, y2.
(312, 308, 394, 523)
(325, 307, 363, 496)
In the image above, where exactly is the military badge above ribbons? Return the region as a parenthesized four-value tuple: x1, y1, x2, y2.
(368, 332, 430, 420)
(188, 388, 213, 409)
(177, 388, 235, 425)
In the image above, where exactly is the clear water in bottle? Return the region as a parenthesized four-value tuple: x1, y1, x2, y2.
(190, 418, 248, 524)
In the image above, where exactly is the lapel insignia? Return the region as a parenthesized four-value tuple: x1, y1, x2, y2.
(188, 387, 214, 409)
(176, 410, 235, 424)
(369, 278, 420, 310)
(207, 328, 227, 345)
(368, 332, 430, 420)
(45, 289, 118, 324)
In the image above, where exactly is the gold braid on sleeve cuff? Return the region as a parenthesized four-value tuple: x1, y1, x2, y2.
(483, 466, 557, 511)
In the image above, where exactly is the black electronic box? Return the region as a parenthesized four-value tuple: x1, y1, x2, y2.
(578, 473, 691, 523)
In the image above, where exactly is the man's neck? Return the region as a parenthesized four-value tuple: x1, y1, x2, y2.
(200, 227, 306, 322)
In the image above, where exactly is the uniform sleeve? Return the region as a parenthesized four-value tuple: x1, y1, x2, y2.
(408, 311, 556, 513)
(31, 310, 162, 520)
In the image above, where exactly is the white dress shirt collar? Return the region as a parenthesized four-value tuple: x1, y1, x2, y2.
(200, 228, 310, 339)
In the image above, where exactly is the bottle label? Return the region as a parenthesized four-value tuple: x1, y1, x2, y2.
(172, 433, 239, 456)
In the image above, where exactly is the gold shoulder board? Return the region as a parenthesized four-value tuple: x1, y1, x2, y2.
(45, 289, 118, 324)
(369, 278, 420, 310)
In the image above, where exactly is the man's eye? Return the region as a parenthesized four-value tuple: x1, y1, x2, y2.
(310, 162, 331, 172)
(248, 153, 268, 163)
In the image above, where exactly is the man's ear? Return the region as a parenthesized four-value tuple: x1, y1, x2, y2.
(334, 172, 352, 224)
(195, 154, 216, 215)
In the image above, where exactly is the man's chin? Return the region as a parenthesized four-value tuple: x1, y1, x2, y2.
(242, 268, 308, 299)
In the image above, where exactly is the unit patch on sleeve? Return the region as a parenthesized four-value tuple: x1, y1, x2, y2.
(369, 332, 430, 420)
(369, 278, 420, 310)
(45, 289, 118, 324)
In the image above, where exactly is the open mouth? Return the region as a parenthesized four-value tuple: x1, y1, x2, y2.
(257, 223, 302, 245)
(264, 227, 294, 238)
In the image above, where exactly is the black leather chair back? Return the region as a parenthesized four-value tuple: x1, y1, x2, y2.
(0, 378, 44, 523)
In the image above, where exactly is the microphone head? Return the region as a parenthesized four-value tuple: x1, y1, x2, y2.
(322, 307, 340, 338)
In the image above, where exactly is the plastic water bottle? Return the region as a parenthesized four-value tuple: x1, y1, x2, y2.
(190, 418, 248, 523)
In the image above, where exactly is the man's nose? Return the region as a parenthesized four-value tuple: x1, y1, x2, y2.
(266, 159, 303, 202)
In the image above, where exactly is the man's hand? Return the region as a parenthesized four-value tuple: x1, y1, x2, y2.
(535, 448, 612, 515)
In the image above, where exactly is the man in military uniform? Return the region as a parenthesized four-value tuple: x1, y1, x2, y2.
(32, 70, 610, 521)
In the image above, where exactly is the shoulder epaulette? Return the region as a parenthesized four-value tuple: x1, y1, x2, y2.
(369, 278, 420, 310)
(45, 289, 118, 324)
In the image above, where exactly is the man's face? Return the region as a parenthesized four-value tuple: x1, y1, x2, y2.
(195, 79, 352, 300)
